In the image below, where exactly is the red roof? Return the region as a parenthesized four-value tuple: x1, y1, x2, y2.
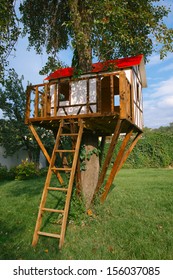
(45, 54, 143, 81)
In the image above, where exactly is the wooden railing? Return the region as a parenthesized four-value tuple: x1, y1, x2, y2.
(25, 71, 141, 127)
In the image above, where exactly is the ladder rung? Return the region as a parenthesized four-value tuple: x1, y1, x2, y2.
(47, 187, 68, 192)
(41, 207, 64, 213)
(55, 150, 75, 153)
(52, 167, 72, 171)
(38, 231, 61, 239)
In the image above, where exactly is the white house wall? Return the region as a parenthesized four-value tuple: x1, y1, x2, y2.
(124, 69, 131, 84)
(132, 69, 143, 130)
(0, 147, 28, 169)
(52, 78, 97, 116)
(0, 147, 46, 169)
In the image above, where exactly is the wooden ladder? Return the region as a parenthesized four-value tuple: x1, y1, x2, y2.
(32, 119, 84, 249)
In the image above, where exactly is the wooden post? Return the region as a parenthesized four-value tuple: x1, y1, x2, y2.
(44, 84, 48, 117)
(25, 86, 31, 124)
(34, 86, 39, 117)
(100, 126, 134, 203)
(86, 79, 90, 113)
(119, 71, 127, 119)
(126, 80, 131, 119)
(54, 83, 58, 117)
(97, 77, 101, 113)
(130, 71, 134, 123)
(110, 75, 114, 113)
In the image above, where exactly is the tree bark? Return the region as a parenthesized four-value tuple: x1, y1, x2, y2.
(81, 133, 100, 209)
(69, 0, 100, 208)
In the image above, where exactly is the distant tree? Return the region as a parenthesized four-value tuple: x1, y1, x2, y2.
(0, 0, 20, 83)
(154, 123, 173, 134)
(0, 69, 54, 163)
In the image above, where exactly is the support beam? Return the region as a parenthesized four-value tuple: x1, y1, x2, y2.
(94, 119, 123, 197)
(100, 126, 135, 203)
(29, 124, 64, 185)
(117, 131, 142, 173)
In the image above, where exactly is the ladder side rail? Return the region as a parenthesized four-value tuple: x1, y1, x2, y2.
(32, 121, 64, 246)
(59, 120, 84, 249)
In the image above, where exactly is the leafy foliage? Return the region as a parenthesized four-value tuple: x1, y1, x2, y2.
(0, 69, 32, 157)
(129, 125, 173, 168)
(39, 56, 67, 76)
(80, 144, 100, 171)
(103, 124, 173, 169)
(0, 0, 20, 83)
(15, 159, 39, 180)
(0, 164, 8, 180)
(19, 0, 173, 70)
(1, 1, 173, 81)
(0, 69, 55, 161)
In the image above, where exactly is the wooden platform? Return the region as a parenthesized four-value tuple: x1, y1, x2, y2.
(26, 113, 142, 136)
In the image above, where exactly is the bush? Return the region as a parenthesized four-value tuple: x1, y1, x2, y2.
(8, 166, 17, 180)
(0, 165, 8, 180)
(102, 130, 173, 169)
(15, 159, 39, 180)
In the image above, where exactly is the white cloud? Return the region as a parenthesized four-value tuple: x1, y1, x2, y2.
(143, 76, 173, 128)
(151, 76, 173, 98)
(158, 63, 173, 73)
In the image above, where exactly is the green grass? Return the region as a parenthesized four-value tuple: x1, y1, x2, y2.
(0, 168, 173, 260)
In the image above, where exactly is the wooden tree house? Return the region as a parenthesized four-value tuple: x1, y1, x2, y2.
(25, 54, 147, 249)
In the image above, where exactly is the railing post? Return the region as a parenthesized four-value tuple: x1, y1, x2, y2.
(110, 75, 114, 113)
(54, 83, 58, 117)
(86, 79, 90, 114)
(25, 86, 31, 124)
(44, 84, 51, 117)
(96, 77, 101, 113)
(34, 86, 39, 117)
(119, 71, 127, 119)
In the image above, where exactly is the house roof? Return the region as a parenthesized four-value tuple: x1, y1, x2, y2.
(45, 54, 147, 87)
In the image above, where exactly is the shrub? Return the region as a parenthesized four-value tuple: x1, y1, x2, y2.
(0, 165, 8, 180)
(8, 166, 17, 180)
(15, 159, 39, 180)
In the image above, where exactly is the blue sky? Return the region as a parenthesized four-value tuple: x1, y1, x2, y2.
(1, 0, 173, 129)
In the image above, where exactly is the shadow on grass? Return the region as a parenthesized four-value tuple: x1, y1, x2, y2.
(6, 177, 45, 198)
(0, 220, 26, 260)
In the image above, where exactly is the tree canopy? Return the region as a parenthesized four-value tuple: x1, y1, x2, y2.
(0, 69, 54, 162)
(0, 0, 20, 83)
(0, 0, 173, 78)
(19, 0, 173, 70)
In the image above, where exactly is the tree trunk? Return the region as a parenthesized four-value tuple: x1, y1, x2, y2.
(69, 0, 100, 208)
(81, 133, 100, 209)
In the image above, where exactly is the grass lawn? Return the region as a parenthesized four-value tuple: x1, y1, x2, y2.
(0, 168, 173, 260)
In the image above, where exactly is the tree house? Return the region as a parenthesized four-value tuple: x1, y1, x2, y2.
(25, 54, 147, 248)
